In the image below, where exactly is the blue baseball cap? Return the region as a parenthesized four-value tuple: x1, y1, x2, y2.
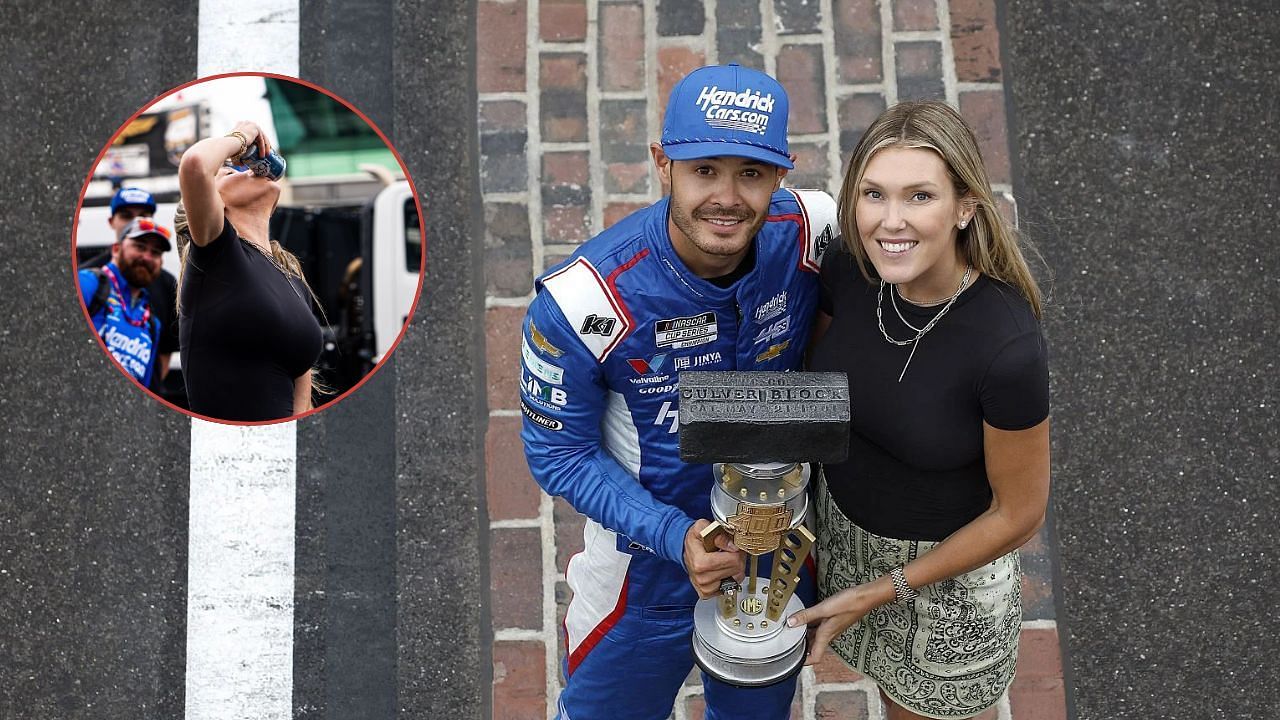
(109, 187, 156, 215)
(660, 64, 793, 169)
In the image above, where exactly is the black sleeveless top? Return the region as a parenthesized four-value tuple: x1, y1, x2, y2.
(809, 242, 1049, 541)
(179, 219, 322, 421)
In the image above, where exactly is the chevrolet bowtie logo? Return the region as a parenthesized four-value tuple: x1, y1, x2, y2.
(529, 320, 563, 357)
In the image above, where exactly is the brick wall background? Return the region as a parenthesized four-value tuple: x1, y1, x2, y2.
(478, 1, 1067, 718)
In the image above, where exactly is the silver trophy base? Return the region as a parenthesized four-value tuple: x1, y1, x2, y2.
(691, 585, 807, 688)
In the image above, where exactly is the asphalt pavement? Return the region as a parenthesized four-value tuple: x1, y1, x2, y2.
(1002, 1, 1280, 717)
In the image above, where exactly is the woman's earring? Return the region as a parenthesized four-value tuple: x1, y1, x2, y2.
(958, 219, 968, 229)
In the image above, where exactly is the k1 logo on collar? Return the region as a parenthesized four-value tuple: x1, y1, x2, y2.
(580, 314, 617, 336)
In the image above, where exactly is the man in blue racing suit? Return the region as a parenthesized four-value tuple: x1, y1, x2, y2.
(520, 64, 837, 719)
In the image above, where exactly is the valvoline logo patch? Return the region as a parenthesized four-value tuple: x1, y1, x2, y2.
(627, 353, 668, 375)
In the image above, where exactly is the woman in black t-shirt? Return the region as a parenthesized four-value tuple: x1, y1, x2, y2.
(787, 101, 1050, 719)
(176, 121, 323, 422)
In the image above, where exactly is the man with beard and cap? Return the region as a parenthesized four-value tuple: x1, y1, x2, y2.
(520, 64, 838, 719)
(82, 187, 181, 394)
(78, 217, 172, 389)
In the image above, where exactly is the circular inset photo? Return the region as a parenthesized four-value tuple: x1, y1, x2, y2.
(73, 73, 425, 424)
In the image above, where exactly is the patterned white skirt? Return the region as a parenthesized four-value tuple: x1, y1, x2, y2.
(814, 476, 1021, 719)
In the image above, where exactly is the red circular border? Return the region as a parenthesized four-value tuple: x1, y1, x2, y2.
(71, 71, 429, 426)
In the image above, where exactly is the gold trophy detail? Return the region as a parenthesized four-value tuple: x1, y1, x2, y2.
(678, 371, 850, 687)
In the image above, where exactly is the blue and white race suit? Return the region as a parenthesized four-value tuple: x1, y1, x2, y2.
(520, 188, 837, 719)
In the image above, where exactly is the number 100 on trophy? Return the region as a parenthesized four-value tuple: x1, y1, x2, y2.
(678, 371, 850, 687)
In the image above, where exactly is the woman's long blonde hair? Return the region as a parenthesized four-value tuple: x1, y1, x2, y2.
(836, 101, 1044, 318)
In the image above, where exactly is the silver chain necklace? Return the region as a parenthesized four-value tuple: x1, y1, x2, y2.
(244, 239, 307, 305)
(876, 265, 972, 382)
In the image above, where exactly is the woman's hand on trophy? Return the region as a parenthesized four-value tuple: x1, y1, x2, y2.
(787, 578, 893, 665)
(683, 519, 744, 599)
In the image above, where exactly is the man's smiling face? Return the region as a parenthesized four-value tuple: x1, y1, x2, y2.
(655, 149, 786, 278)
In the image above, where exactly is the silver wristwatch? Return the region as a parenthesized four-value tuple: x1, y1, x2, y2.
(890, 565, 918, 603)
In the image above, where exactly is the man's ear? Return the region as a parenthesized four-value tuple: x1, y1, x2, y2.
(651, 142, 673, 194)
(774, 165, 789, 190)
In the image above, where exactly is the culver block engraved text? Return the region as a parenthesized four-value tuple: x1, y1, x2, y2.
(678, 371, 850, 464)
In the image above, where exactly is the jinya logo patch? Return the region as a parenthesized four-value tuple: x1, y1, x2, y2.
(696, 85, 775, 135)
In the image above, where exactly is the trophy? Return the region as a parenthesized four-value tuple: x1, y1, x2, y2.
(678, 371, 850, 687)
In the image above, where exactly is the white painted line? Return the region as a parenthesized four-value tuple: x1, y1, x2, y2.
(495, 628, 545, 641)
(820, 0, 843, 197)
(491, 518, 542, 530)
(957, 81, 1005, 93)
(644, 0, 661, 207)
(800, 665, 817, 720)
(190, 5, 300, 720)
(528, 0, 547, 279)
(490, 408, 524, 418)
(586, 0, 604, 236)
(704, 0, 719, 65)
(540, 490, 560, 719)
(653, 35, 709, 51)
(773, 33, 825, 45)
(198, 0, 299, 76)
(186, 420, 297, 720)
(880, 0, 898, 105)
(937, 0, 960, 107)
(760, 0, 778, 77)
(483, 191, 533, 203)
(889, 30, 946, 43)
(486, 294, 536, 308)
(478, 91, 531, 102)
(541, 141, 593, 152)
(1022, 618, 1058, 631)
(599, 191, 653, 203)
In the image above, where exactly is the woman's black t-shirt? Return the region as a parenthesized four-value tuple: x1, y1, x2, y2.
(809, 242, 1049, 541)
(179, 219, 322, 421)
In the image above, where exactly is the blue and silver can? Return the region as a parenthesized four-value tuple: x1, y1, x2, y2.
(236, 144, 287, 181)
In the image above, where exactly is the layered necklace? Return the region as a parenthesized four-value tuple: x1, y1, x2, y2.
(876, 265, 972, 382)
(243, 237, 307, 305)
